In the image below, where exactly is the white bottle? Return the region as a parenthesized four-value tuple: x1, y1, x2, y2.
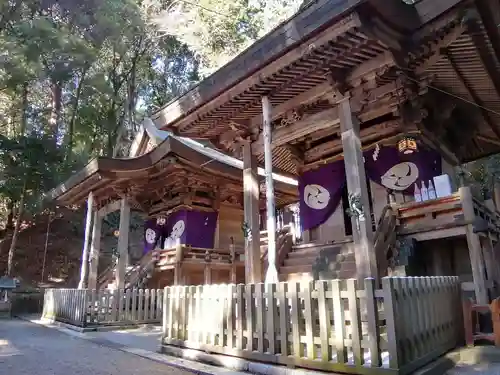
(414, 183, 422, 202)
(428, 179, 437, 200)
(421, 181, 429, 201)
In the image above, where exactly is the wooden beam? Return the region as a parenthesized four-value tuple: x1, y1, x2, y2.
(183, 35, 373, 134)
(252, 107, 339, 154)
(478, 135, 500, 147)
(248, 52, 396, 129)
(414, 21, 467, 75)
(417, 128, 460, 166)
(153, 13, 361, 131)
(304, 120, 400, 163)
(250, 82, 332, 128)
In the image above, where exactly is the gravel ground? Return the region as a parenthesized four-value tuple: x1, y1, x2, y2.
(0, 319, 194, 375)
(447, 363, 500, 375)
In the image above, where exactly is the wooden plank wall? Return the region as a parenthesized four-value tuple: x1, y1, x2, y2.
(161, 277, 462, 375)
(218, 205, 245, 251)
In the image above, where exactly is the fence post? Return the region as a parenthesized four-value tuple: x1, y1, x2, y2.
(382, 277, 401, 369)
(364, 278, 381, 367)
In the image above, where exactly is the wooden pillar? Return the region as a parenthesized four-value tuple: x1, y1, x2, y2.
(494, 182, 500, 212)
(213, 217, 220, 248)
(262, 96, 278, 284)
(482, 236, 497, 286)
(78, 192, 94, 289)
(460, 186, 489, 304)
(115, 198, 130, 289)
(338, 97, 378, 282)
(230, 243, 237, 284)
(174, 241, 183, 285)
(243, 142, 262, 283)
(87, 211, 102, 290)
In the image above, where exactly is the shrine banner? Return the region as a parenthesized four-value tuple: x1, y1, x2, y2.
(298, 159, 346, 231)
(363, 146, 442, 194)
(163, 210, 187, 248)
(143, 219, 163, 254)
(185, 210, 218, 249)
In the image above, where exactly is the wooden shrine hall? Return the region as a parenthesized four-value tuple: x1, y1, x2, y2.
(49, 133, 298, 290)
(43, 2, 500, 374)
(144, 0, 500, 304)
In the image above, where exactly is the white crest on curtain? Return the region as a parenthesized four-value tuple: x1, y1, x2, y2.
(381, 162, 419, 190)
(303, 184, 330, 210)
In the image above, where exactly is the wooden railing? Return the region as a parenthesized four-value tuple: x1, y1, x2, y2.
(463, 296, 500, 346)
(472, 196, 500, 233)
(42, 288, 164, 327)
(396, 193, 464, 236)
(161, 276, 462, 375)
(261, 225, 294, 272)
(374, 205, 397, 278)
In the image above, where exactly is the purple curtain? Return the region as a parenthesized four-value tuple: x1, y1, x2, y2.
(185, 211, 218, 248)
(163, 210, 187, 248)
(298, 160, 345, 231)
(143, 219, 163, 254)
(364, 146, 442, 194)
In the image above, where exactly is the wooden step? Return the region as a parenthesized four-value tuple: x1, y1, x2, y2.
(287, 247, 323, 258)
(283, 256, 317, 267)
(280, 272, 314, 283)
(288, 244, 351, 259)
(280, 264, 312, 275)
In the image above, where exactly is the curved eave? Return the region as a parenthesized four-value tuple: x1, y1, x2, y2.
(50, 136, 298, 206)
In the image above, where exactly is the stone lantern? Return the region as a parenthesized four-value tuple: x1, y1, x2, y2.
(0, 276, 17, 319)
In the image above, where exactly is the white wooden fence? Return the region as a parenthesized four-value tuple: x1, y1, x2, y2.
(161, 277, 462, 375)
(42, 288, 163, 327)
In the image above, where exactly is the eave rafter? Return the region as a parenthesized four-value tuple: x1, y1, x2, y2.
(444, 49, 500, 140)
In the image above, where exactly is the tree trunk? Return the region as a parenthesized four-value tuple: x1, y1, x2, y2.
(66, 68, 88, 166)
(20, 82, 29, 135)
(6, 180, 27, 276)
(48, 79, 62, 141)
(6, 199, 14, 230)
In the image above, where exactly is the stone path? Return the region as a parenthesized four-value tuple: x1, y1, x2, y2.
(447, 363, 500, 375)
(0, 319, 194, 375)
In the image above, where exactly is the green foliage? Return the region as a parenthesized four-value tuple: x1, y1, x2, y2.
(0, 0, 301, 232)
(154, 0, 302, 76)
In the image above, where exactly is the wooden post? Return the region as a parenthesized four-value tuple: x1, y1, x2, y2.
(338, 97, 378, 282)
(174, 241, 183, 285)
(482, 236, 497, 288)
(491, 298, 500, 347)
(213, 189, 221, 248)
(115, 198, 130, 289)
(460, 186, 489, 304)
(230, 243, 237, 284)
(262, 96, 278, 284)
(242, 142, 262, 283)
(494, 182, 500, 212)
(78, 192, 94, 289)
(87, 211, 102, 290)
